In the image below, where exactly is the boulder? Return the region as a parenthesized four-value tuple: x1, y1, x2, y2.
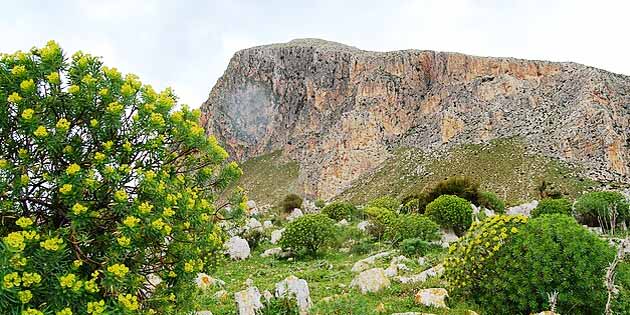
(287, 208, 303, 221)
(350, 268, 391, 293)
(438, 229, 459, 248)
(414, 288, 448, 308)
(234, 286, 263, 315)
(263, 220, 274, 229)
(225, 236, 251, 260)
(245, 218, 263, 231)
(275, 275, 312, 315)
(351, 251, 392, 272)
(384, 264, 398, 277)
(270, 228, 285, 245)
(246, 200, 257, 209)
(260, 247, 283, 257)
(396, 264, 444, 284)
(507, 200, 539, 217)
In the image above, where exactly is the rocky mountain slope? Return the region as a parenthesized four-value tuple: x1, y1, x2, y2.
(201, 39, 630, 201)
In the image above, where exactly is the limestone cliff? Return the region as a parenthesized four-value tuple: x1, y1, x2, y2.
(201, 39, 630, 199)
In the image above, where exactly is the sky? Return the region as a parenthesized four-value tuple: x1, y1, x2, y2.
(2, 0, 629, 107)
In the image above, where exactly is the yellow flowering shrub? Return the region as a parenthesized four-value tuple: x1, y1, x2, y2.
(0, 41, 244, 314)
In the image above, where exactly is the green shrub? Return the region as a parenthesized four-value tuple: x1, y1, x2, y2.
(281, 193, 303, 213)
(280, 214, 335, 256)
(575, 191, 630, 229)
(321, 201, 356, 221)
(613, 261, 630, 314)
(243, 229, 265, 250)
(384, 214, 440, 244)
(350, 239, 375, 255)
(530, 197, 572, 218)
(0, 42, 245, 314)
(400, 197, 423, 214)
(426, 176, 480, 204)
(400, 238, 435, 256)
(363, 206, 397, 239)
(455, 214, 615, 314)
(314, 198, 326, 208)
(257, 295, 299, 315)
(366, 196, 400, 211)
(425, 195, 473, 235)
(476, 191, 505, 213)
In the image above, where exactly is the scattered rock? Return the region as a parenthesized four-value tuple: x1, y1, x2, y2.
(350, 268, 391, 293)
(196, 311, 213, 315)
(246, 200, 257, 209)
(396, 264, 444, 284)
(260, 247, 283, 257)
(417, 257, 426, 266)
(245, 218, 263, 231)
(263, 220, 274, 229)
(337, 219, 349, 226)
(414, 288, 448, 308)
(351, 251, 392, 272)
(439, 229, 459, 248)
(275, 275, 312, 315)
(384, 264, 398, 277)
(507, 200, 539, 217)
(270, 228, 285, 245)
(287, 208, 303, 221)
(234, 286, 263, 315)
(225, 236, 251, 260)
(357, 220, 370, 231)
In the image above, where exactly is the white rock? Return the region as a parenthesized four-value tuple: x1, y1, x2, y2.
(287, 208, 303, 221)
(350, 268, 391, 294)
(414, 288, 448, 308)
(417, 257, 426, 266)
(337, 219, 349, 226)
(270, 229, 285, 245)
(213, 290, 228, 301)
(262, 290, 273, 302)
(235, 286, 264, 315)
(351, 251, 392, 272)
(396, 264, 444, 284)
(506, 200, 539, 217)
(275, 275, 312, 315)
(245, 218, 263, 231)
(196, 311, 213, 315)
(195, 273, 225, 289)
(260, 247, 283, 257)
(390, 255, 409, 265)
(225, 236, 251, 260)
(483, 208, 495, 217)
(357, 220, 370, 231)
(263, 220, 274, 229)
(471, 204, 479, 214)
(246, 200, 257, 209)
(384, 264, 398, 277)
(439, 228, 459, 248)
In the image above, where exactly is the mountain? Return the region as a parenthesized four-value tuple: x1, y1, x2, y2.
(200, 38, 630, 204)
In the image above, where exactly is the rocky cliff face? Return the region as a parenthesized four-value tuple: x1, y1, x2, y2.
(201, 39, 630, 199)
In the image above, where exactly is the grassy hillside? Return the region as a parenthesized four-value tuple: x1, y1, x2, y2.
(236, 138, 602, 206)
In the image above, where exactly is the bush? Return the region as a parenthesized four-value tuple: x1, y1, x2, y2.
(366, 196, 400, 211)
(400, 197, 423, 214)
(314, 198, 326, 209)
(476, 191, 505, 213)
(350, 239, 375, 255)
(575, 191, 630, 229)
(363, 206, 397, 239)
(613, 261, 630, 314)
(426, 176, 480, 204)
(530, 197, 572, 218)
(452, 214, 615, 314)
(281, 194, 303, 213)
(0, 42, 245, 314)
(400, 238, 436, 257)
(425, 195, 473, 235)
(280, 214, 335, 256)
(257, 295, 299, 315)
(243, 229, 265, 250)
(321, 201, 356, 221)
(384, 214, 440, 244)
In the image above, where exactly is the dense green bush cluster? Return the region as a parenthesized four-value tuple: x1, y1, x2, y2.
(363, 206, 397, 239)
(384, 214, 440, 244)
(449, 214, 615, 314)
(530, 197, 572, 218)
(575, 191, 630, 228)
(476, 191, 505, 213)
(399, 238, 435, 257)
(366, 196, 400, 211)
(321, 201, 356, 221)
(280, 214, 335, 256)
(425, 195, 473, 235)
(0, 42, 245, 314)
(281, 194, 303, 213)
(399, 196, 422, 214)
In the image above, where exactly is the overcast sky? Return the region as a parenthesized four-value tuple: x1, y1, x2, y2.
(2, 0, 628, 107)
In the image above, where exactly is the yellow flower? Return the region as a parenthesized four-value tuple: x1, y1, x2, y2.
(21, 308, 43, 315)
(4, 232, 26, 251)
(8, 93, 23, 105)
(16, 217, 33, 228)
(138, 202, 153, 215)
(82, 74, 96, 86)
(59, 273, 77, 288)
(12, 65, 27, 76)
(94, 152, 106, 162)
(151, 218, 165, 231)
(168, 271, 177, 278)
(41, 40, 61, 61)
(103, 66, 121, 80)
(56, 118, 71, 131)
(162, 207, 175, 217)
(63, 145, 73, 154)
(21, 230, 39, 241)
(103, 140, 113, 151)
(106, 101, 123, 114)
(107, 263, 129, 278)
(3, 272, 21, 288)
(34, 126, 48, 138)
(150, 113, 165, 127)
(19, 174, 29, 185)
(84, 279, 98, 293)
(98, 88, 109, 96)
(122, 141, 132, 152)
(73, 260, 83, 268)
(0, 159, 8, 169)
(11, 254, 27, 268)
(59, 184, 73, 194)
(123, 216, 140, 228)
(118, 293, 139, 311)
(66, 163, 81, 176)
(18, 148, 28, 159)
(47, 72, 61, 84)
(87, 300, 105, 315)
(20, 107, 35, 120)
(184, 261, 194, 273)
(511, 227, 519, 234)
(72, 203, 88, 215)
(56, 308, 73, 315)
(117, 236, 130, 247)
(18, 290, 33, 303)
(114, 190, 127, 202)
(68, 85, 80, 94)
(20, 79, 35, 92)
(40, 237, 63, 251)
(163, 224, 172, 234)
(90, 119, 99, 128)
(120, 83, 135, 97)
